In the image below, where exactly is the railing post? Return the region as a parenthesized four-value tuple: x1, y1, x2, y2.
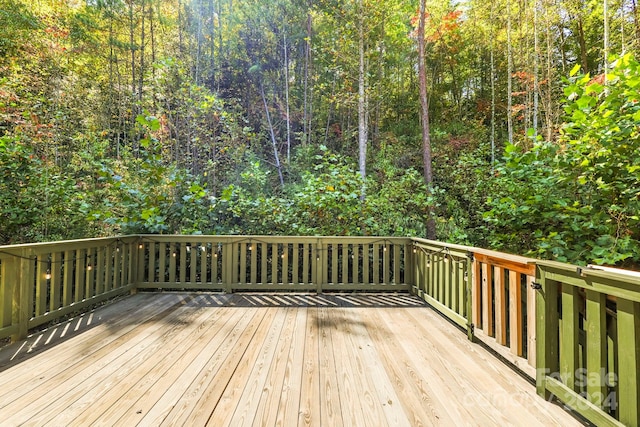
(535, 266, 559, 399)
(617, 298, 640, 427)
(10, 249, 34, 343)
(466, 253, 474, 341)
(405, 241, 415, 291)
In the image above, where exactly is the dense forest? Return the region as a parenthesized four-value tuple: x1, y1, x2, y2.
(0, 0, 639, 268)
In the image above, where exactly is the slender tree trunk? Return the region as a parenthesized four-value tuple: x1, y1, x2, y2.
(195, 0, 202, 85)
(209, 0, 215, 87)
(357, 0, 368, 199)
(324, 75, 337, 146)
(577, 17, 589, 72)
(283, 27, 291, 162)
(303, 8, 311, 145)
(632, 0, 640, 48)
(507, 0, 513, 145)
(545, 0, 553, 142)
(129, 0, 136, 98)
(604, 0, 609, 80)
(178, 0, 184, 55)
(260, 82, 285, 188)
(490, 2, 496, 170)
(418, 0, 436, 239)
(559, 18, 568, 73)
(533, 0, 539, 137)
(139, 0, 145, 105)
(150, 0, 156, 82)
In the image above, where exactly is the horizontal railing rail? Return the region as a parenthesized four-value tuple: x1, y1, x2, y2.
(1, 234, 638, 425)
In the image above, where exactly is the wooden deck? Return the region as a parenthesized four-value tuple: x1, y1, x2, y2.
(0, 292, 583, 426)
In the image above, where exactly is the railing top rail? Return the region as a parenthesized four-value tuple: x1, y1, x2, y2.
(137, 234, 412, 242)
(0, 235, 140, 254)
(410, 237, 537, 266)
(536, 258, 640, 284)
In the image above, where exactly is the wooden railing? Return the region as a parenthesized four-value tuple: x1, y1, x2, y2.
(411, 238, 473, 337)
(0, 234, 638, 426)
(135, 235, 412, 292)
(536, 260, 640, 427)
(0, 236, 139, 342)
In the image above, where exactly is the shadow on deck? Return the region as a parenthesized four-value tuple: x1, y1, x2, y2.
(0, 292, 584, 426)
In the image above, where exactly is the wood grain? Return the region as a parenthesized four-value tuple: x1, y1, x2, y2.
(0, 292, 584, 427)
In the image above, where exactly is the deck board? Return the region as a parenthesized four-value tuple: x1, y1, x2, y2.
(0, 292, 584, 427)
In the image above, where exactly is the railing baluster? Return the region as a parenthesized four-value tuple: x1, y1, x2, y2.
(250, 242, 257, 285)
(114, 244, 122, 289)
(560, 283, 579, 390)
(494, 267, 506, 345)
(363, 244, 370, 285)
(63, 250, 73, 306)
(169, 243, 177, 284)
(96, 247, 105, 295)
(189, 242, 197, 284)
(383, 243, 390, 284)
(49, 252, 61, 312)
(269, 243, 277, 286)
(260, 243, 268, 285)
(472, 258, 481, 329)
(179, 243, 187, 284)
(526, 275, 537, 366)
(585, 290, 607, 408)
(342, 244, 349, 285)
(509, 270, 523, 355)
(240, 243, 247, 285)
(292, 243, 299, 285)
(35, 254, 47, 316)
(481, 262, 493, 336)
(158, 242, 166, 283)
(0, 257, 10, 330)
(394, 244, 401, 285)
(617, 298, 640, 426)
(148, 242, 156, 283)
(75, 248, 85, 302)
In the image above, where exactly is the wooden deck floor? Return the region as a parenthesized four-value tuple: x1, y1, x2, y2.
(0, 292, 583, 426)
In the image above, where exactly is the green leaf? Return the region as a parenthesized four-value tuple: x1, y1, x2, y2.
(570, 64, 581, 77)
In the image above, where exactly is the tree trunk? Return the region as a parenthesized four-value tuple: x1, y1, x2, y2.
(604, 0, 609, 80)
(139, 0, 145, 105)
(507, 0, 513, 145)
(260, 82, 285, 188)
(490, 2, 496, 170)
(357, 0, 368, 200)
(303, 8, 312, 145)
(283, 27, 291, 163)
(533, 0, 539, 137)
(577, 17, 589, 72)
(418, 0, 436, 239)
(545, 0, 554, 142)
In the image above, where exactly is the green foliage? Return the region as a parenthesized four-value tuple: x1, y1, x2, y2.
(0, 136, 88, 244)
(484, 54, 640, 265)
(203, 146, 432, 237)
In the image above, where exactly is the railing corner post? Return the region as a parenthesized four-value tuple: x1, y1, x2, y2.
(535, 266, 558, 400)
(10, 249, 34, 343)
